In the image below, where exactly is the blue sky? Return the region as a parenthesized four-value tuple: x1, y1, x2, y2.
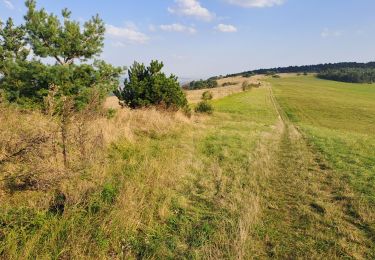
(1, 0, 375, 79)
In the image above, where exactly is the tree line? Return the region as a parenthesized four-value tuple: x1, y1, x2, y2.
(224, 62, 375, 78)
(317, 68, 375, 84)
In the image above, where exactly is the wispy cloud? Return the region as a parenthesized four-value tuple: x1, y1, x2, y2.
(160, 23, 197, 34)
(3, 0, 15, 10)
(106, 23, 149, 44)
(215, 24, 238, 33)
(226, 0, 285, 8)
(168, 0, 215, 21)
(321, 28, 343, 38)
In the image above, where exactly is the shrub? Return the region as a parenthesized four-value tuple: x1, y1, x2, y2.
(272, 74, 281, 78)
(222, 82, 237, 87)
(195, 101, 213, 114)
(201, 91, 213, 101)
(242, 81, 251, 91)
(265, 71, 276, 76)
(114, 60, 188, 110)
(106, 108, 117, 119)
(184, 79, 218, 90)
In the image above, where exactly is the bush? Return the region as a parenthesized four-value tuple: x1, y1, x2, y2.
(106, 108, 117, 119)
(272, 74, 281, 78)
(195, 101, 213, 114)
(222, 82, 237, 87)
(114, 60, 188, 110)
(184, 79, 218, 90)
(242, 81, 251, 91)
(201, 91, 213, 101)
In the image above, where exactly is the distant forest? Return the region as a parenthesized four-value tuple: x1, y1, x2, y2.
(224, 62, 375, 84)
(317, 68, 375, 84)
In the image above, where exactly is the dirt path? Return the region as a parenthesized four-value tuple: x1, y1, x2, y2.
(251, 83, 373, 259)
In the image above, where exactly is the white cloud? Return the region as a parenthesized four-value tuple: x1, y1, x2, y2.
(168, 0, 215, 21)
(111, 41, 127, 48)
(106, 24, 149, 44)
(226, 0, 285, 8)
(160, 23, 197, 34)
(3, 0, 14, 10)
(215, 24, 238, 33)
(321, 28, 343, 38)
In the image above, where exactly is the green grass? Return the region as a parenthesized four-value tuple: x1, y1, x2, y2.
(2, 75, 375, 258)
(266, 75, 375, 258)
(270, 76, 375, 203)
(0, 88, 278, 259)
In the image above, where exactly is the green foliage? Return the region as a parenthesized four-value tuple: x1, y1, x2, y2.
(195, 101, 213, 114)
(106, 108, 117, 119)
(114, 60, 188, 109)
(272, 74, 281, 78)
(265, 71, 276, 76)
(0, 0, 123, 112)
(317, 68, 375, 83)
(101, 183, 118, 204)
(201, 91, 213, 101)
(225, 61, 375, 78)
(184, 79, 218, 90)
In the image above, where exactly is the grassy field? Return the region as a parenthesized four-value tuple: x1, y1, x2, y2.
(271, 76, 375, 204)
(0, 86, 279, 258)
(265, 75, 375, 258)
(1, 75, 375, 258)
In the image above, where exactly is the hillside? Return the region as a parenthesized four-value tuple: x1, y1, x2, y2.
(1, 75, 375, 258)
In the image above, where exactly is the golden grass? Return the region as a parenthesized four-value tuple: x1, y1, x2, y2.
(185, 75, 264, 103)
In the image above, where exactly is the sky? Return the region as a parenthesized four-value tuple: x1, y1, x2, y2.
(1, 0, 375, 79)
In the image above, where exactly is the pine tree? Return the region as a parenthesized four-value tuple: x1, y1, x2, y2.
(0, 0, 123, 111)
(115, 60, 187, 109)
(1, 0, 123, 167)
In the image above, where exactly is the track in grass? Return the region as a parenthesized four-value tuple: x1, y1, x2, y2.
(1, 75, 374, 259)
(254, 76, 375, 259)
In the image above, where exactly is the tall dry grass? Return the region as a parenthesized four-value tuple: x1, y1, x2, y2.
(185, 75, 264, 103)
(0, 103, 190, 205)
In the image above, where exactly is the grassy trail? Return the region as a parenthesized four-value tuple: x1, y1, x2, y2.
(255, 77, 375, 259)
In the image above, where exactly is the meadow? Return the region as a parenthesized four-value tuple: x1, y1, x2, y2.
(1, 74, 375, 259)
(0, 85, 279, 258)
(267, 75, 375, 258)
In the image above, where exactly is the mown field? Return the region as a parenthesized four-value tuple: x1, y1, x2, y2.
(271, 76, 375, 205)
(1, 75, 375, 259)
(267, 75, 375, 258)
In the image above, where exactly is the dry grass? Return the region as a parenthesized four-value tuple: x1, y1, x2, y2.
(185, 75, 264, 103)
(2, 75, 374, 258)
(0, 85, 279, 259)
